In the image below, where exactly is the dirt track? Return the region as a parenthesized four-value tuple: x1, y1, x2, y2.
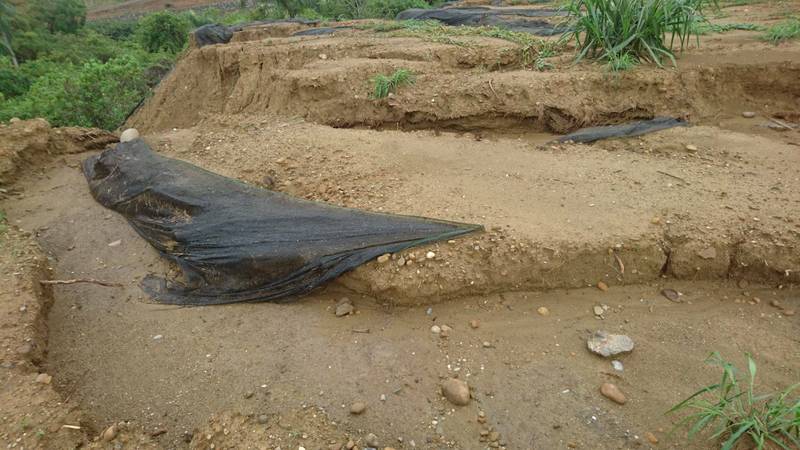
(1, 2, 799, 449)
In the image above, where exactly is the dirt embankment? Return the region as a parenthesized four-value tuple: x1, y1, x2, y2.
(128, 31, 800, 135)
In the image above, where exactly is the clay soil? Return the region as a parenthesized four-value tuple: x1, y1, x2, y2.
(2, 2, 799, 449)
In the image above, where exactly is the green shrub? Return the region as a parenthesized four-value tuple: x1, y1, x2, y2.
(365, 0, 429, 19)
(668, 352, 800, 450)
(0, 57, 29, 98)
(137, 11, 190, 53)
(30, 0, 87, 34)
(561, 0, 718, 69)
(87, 19, 139, 41)
(763, 19, 800, 43)
(371, 68, 414, 98)
(0, 54, 158, 130)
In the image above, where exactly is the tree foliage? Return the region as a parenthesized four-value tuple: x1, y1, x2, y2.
(137, 11, 190, 53)
(30, 0, 87, 34)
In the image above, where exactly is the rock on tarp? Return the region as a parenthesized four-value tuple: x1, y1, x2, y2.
(83, 140, 482, 305)
(556, 117, 688, 144)
(396, 7, 565, 35)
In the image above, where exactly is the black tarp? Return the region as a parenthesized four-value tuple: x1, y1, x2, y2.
(292, 26, 351, 36)
(83, 140, 482, 305)
(395, 7, 566, 35)
(556, 117, 688, 143)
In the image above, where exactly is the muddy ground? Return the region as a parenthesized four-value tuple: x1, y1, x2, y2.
(2, 2, 800, 449)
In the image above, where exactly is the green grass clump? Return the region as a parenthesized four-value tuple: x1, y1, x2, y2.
(763, 19, 800, 43)
(562, 0, 719, 69)
(668, 352, 800, 450)
(371, 68, 415, 98)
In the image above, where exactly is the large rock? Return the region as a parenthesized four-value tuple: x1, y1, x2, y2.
(587, 331, 634, 357)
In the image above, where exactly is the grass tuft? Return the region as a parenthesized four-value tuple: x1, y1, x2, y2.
(763, 19, 800, 43)
(561, 0, 719, 69)
(371, 68, 415, 99)
(691, 21, 763, 34)
(668, 352, 800, 450)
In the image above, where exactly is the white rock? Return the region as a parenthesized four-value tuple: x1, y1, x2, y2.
(430, 325, 441, 334)
(426, 251, 436, 259)
(120, 128, 140, 143)
(587, 331, 634, 357)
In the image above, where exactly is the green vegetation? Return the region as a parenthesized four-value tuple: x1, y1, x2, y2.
(371, 68, 414, 98)
(668, 352, 800, 450)
(137, 11, 190, 53)
(561, 0, 718, 70)
(358, 20, 561, 69)
(763, 18, 800, 43)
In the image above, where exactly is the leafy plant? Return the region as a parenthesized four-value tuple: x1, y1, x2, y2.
(30, 0, 87, 34)
(137, 11, 190, 53)
(763, 19, 800, 43)
(0, 0, 17, 67)
(668, 352, 800, 450)
(561, 0, 718, 68)
(371, 68, 414, 98)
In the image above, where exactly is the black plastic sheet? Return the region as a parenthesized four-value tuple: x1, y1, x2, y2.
(396, 7, 565, 35)
(556, 117, 688, 143)
(83, 141, 482, 305)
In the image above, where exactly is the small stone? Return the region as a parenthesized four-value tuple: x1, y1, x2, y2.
(396, 257, 406, 266)
(770, 299, 781, 308)
(377, 254, 390, 264)
(108, 239, 122, 247)
(587, 331, 634, 357)
(345, 440, 355, 449)
(335, 302, 354, 317)
(600, 383, 626, 404)
(611, 360, 624, 371)
(597, 281, 609, 292)
(258, 414, 269, 424)
(593, 305, 604, 316)
(685, 144, 698, 152)
(488, 431, 500, 441)
(537, 306, 550, 316)
(660, 288, 681, 302)
(737, 279, 749, 289)
(365, 433, 378, 447)
(102, 425, 117, 442)
(482, 341, 492, 348)
(783, 309, 795, 316)
(426, 251, 436, 259)
(644, 431, 658, 444)
(430, 325, 441, 334)
(120, 128, 139, 143)
(244, 390, 254, 399)
(319, 53, 327, 60)
(35, 373, 52, 384)
(741, 111, 756, 118)
(16, 342, 33, 355)
(350, 402, 366, 415)
(469, 319, 480, 329)
(650, 217, 662, 225)
(440, 324, 453, 332)
(441, 378, 470, 406)
(9, 117, 21, 123)
(152, 334, 163, 340)
(697, 246, 716, 260)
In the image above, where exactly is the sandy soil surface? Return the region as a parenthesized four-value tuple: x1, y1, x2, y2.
(2, 2, 800, 449)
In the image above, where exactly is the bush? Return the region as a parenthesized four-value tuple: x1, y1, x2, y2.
(30, 0, 87, 34)
(137, 11, 190, 53)
(562, 0, 718, 68)
(0, 54, 159, 130)
(0, 57, 30, 98)
(87, 19, 139, 41)
(365, 0, 429, 19)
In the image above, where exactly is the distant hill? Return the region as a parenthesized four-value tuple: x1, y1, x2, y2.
(88, 0, 244, 20)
